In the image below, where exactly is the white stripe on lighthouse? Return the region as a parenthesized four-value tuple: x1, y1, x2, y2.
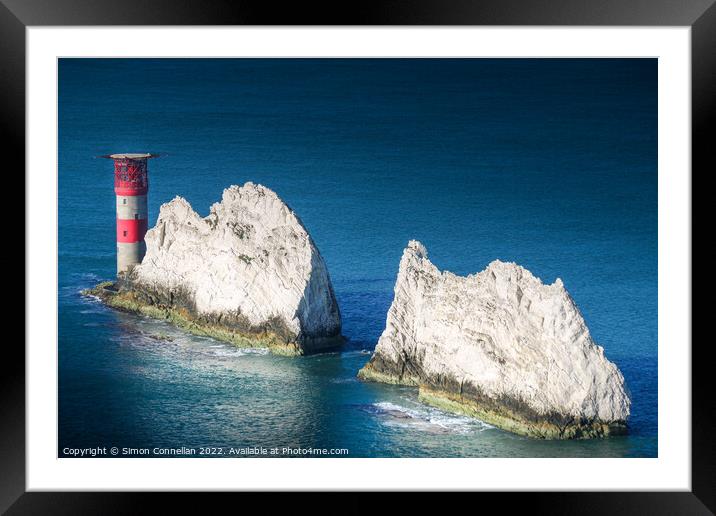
(116, 194, 148, 220)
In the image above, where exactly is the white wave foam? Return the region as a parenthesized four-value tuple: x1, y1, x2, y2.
(330, 377, 359, 384)
(111, 329, 271, 361)
(78, 272, 103, 281)
(371, 400, 492, 434)
(341, 349, 373, 357)
(79, 308, 104, 314)
(209, 347, 269, 357)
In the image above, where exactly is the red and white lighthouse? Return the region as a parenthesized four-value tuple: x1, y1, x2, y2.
(102, 153, 158, 275)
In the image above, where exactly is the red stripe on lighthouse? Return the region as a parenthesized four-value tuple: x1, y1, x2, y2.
(115, 185, 148, 196)
(117, 218, 148, 243)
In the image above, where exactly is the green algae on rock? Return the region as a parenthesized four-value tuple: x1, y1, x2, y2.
(83, 280, 343, 356)
(417, 387, 627, 439)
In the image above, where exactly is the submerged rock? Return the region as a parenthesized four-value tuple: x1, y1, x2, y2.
(358, 240, 630, 439)
(87, 183, 343, 356)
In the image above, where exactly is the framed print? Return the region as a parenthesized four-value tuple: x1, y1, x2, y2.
(7, 0, 714, 512)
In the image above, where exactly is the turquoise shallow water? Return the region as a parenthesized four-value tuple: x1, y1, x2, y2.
(59, 58, 657, 457)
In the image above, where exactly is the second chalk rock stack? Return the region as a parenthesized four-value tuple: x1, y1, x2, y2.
(358, 240, 630, 439)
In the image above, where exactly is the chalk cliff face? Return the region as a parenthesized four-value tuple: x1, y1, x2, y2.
(358, 240, 630, 439)
(115, 182, 342, 355)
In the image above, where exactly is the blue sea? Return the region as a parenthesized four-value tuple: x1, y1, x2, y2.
(58, 58, 657, 458)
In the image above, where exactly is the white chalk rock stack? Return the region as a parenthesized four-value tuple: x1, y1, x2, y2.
(128, 182, 342, 355)
(359, 240, 630, 439)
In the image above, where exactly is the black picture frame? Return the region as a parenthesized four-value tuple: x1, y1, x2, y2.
(5, 0, 713, 512)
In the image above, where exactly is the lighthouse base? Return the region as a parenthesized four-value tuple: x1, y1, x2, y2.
(117, 242, 146, 275)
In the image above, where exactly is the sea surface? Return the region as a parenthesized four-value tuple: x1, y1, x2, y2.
(58, 58, 657, 458)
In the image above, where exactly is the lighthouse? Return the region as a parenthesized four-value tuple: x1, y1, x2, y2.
(101, 153, 159, 276)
